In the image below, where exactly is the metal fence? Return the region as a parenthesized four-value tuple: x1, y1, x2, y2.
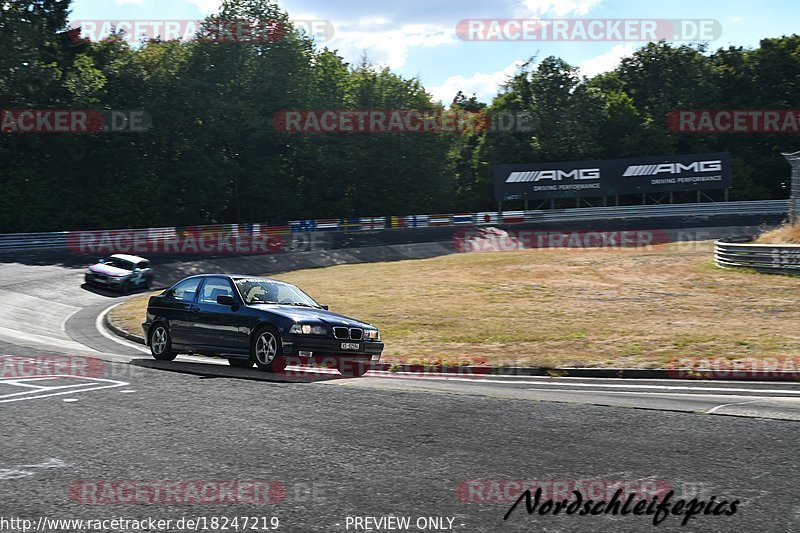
(715, 237, 800, 274)
(0, 228, 177, 253)
(0, 199, 789, 253)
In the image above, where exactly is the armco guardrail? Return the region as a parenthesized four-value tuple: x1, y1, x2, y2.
(715, 237, 800, 274)
(486, 199, 786, 226)
(0, 228, 177, 253)
(0, 199, 789, 253)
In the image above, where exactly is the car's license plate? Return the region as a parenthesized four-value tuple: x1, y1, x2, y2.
(341, 342, 361, 351)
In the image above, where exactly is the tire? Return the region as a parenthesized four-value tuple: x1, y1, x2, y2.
(144, 277, 152, 290)
(228, 358, 253, 369)
(338, 360, 371, 377)
(149, 324, 177, 361)
(121, 280, 131, 294)
(250, 326, 286, 373)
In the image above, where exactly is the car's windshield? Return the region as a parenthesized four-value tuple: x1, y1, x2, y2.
(234, 279, 320, 307)
(101, 258, 134, 271)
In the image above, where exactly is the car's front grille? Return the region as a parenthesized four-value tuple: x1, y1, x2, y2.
(333, 327, 363, 340)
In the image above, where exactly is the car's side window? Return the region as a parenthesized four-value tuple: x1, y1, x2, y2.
(199, 278, 234, 305)
(165, 278, 201, 302)
(137, 261, 149, 269)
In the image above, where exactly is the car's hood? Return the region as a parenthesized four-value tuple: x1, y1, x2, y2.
(89, 264, 130, 276)
(248, 304, 373, 328)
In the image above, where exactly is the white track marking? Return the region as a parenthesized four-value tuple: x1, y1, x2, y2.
(369, 371, 800, 387)
(0, 459, 69, 479)
(0, 382, 127, 403)
(0, 324, 97, 353)
(0, 378, 60, 388)
(95, 303, 150, 354)
(0, 287, 87, 352)
(526, 388, 781, 400)
(404, 376, 800, 396)
(60, 307, 82, 333)
(706, 399, 769, 414)
(0, 376, 128, 403)
(0, 469, 33, 480)
(0, 382, 90, 397)
(20, 459, 68, 469)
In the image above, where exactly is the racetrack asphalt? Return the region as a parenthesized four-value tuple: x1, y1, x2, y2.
(1, 230, 799, 532)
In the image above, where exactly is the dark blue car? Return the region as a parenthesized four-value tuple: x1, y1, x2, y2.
(142, 275, 383, 376)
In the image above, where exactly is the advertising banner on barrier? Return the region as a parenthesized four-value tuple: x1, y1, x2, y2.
(493, 152, 732, 201)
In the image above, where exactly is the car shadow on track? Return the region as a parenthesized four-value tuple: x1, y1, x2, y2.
(81, 283, 124, 298)
(131, 359, 351, 383)
(81, 282, 153, 298)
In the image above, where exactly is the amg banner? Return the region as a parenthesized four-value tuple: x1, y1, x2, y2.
(494, 152, 732, 201)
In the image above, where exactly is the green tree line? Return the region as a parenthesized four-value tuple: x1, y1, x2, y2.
(1, 0, 799, 232)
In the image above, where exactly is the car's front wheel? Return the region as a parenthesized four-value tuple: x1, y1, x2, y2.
(149, 324, 177, 361)
(250, 326, 286, 373)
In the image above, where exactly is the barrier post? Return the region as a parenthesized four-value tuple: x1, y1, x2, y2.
(782, 151, 800, 224)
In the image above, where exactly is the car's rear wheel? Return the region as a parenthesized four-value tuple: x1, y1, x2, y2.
(121, 280, 131, 294)
(150, 324, 177, 361)
(228, 358, 253, 369)
(251, 326, 286, 373)
(338, 360, 370, 377)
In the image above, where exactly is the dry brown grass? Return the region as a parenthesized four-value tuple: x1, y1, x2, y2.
(110, 241, 800, 368)
(110, 291, 161, 339)
(757, 222, 800, 244)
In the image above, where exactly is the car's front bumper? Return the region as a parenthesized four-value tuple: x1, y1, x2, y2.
(281, 333, 383, 363)
(142, 322, 151, 345)
(85, 273, 126, 290)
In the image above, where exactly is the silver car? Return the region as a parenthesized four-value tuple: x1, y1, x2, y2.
(84, 253, 154, 293)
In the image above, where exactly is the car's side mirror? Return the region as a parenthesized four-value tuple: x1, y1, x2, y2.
(97, 258, 105, 264)
(217, 295, 236, 307)
(321, 305, 329, 310)
(132, 268, 141, 273)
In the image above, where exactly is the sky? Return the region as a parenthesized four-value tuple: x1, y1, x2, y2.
(70, 0, 799, 105)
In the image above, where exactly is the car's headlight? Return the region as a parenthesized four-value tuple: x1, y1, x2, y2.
(364, 328, 380, 341)
(290, 324, 327, 335)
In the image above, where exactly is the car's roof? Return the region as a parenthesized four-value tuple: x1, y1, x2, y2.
(109, 253, 149, 263)
(178, 274, 286, 283)
(181, 274, 283, 282)
(229, 275, 283, 282)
